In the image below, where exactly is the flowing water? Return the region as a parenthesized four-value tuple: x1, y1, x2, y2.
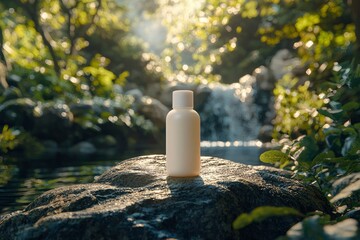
(200, 75, 262, 141)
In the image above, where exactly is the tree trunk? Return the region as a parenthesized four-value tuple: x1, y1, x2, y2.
(14, 0, 61, 76)
(0, 26, 9, 89)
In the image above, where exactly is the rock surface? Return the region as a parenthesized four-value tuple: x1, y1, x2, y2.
(138, 96, 169, 129)
(331, 173, 360, 211)
(286, 216, 358, 240)
(0, 155, 333, 240)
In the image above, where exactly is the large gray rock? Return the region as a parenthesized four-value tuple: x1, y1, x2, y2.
(194, 84, 211, 111)
(125, 89, 169, 129)
(257, 125, 274, 142)
(33, 102, 74, 142)
(253, 65, 274, 91)
(330, 173, 360, 216)
(157, 82, 210, 112)
(0, 98, 36, 129)
(286, 216, 358, 240)
(138, 96, 169, 129)
(331, 173, 360, 196)
(269, 49, 304, 80)
(0, 155, 333, 240)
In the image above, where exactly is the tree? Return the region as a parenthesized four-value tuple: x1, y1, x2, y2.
(159, 0, 358, 83)
(0, 0, 164, 98)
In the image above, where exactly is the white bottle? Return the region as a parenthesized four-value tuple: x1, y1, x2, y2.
(166, 90, 201, 177)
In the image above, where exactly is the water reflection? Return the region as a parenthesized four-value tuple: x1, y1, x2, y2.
(201, 140, 266, 166)
(201, 140, 263, 147)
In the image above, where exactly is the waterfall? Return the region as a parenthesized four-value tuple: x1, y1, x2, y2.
(199, 75, 261, 141)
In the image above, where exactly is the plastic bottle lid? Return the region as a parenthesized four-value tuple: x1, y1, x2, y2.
(172, 90, 193, 108)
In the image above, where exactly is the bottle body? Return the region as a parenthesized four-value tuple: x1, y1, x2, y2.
(166, 108, 200, 177)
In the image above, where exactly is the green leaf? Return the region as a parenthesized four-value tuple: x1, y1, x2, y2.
(232, 213, 252, 229)
(329, 101, 342, 110)
(342, 101, 360, 112)
(342, 127, 357, 137)
(318, 107, 345, 121)
(116, 71, 129, 85)
(317, 108, 334, 119)
(354, 123, 360, 130)
(259, 150, 289, 166)
(312, 151, 335, 164)
(297, 136, 319, 163)
(342, 137, 360, 156)
(233, 206, 303, 230)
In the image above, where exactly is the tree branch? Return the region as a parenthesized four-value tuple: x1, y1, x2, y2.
(72, 0, 102, 49)
(0, 25, 9, 89)
(15, 0, 61, 76)
(59, 0, 102, 58)
(59, 0, 79, 56)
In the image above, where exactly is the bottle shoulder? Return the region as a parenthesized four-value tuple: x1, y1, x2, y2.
(166, 109, 200, 120)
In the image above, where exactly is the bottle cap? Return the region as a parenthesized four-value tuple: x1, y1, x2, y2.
(172, 90, 193, 108)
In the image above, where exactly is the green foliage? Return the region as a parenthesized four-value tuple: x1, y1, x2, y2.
(0, 0, 164, 156)
(257, 0, 356, 83)
(0, 0, 358, 238)
(83, 54, 128, 96)
(273, 77, 329, 139)
(0, 125, 19, 153)
(260, 58, 360, 238)
(232, 206, 303, 230)
(157, 0, 357, 83)
(0, 0, 136, 93)
(158, 0, 273, 83)
(259, 150, 290, 168)
(0, 124, 45, 158)
(0, 0, 164, 92)
(267, 58, 360, 185)
(0, 157, 17, 186)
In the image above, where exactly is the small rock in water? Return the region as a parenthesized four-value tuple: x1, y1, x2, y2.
(257, 125, 274, 143)
(69, 141, 97, 155)
(89, 135, 117, 148)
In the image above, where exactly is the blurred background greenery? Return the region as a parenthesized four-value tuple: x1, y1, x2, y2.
(0, 0, 359, 155)
(0, 0, 359, 237)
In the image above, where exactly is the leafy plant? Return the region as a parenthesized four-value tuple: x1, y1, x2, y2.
(272, 76, 329, 140)
(258, 58, 360, 238)
(0, 125, 19, 153)
(157, 0, 358, 84)
(0, 0, 165, 156)
(232, 206, 303, 230)
(259, 150, 290, 168)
